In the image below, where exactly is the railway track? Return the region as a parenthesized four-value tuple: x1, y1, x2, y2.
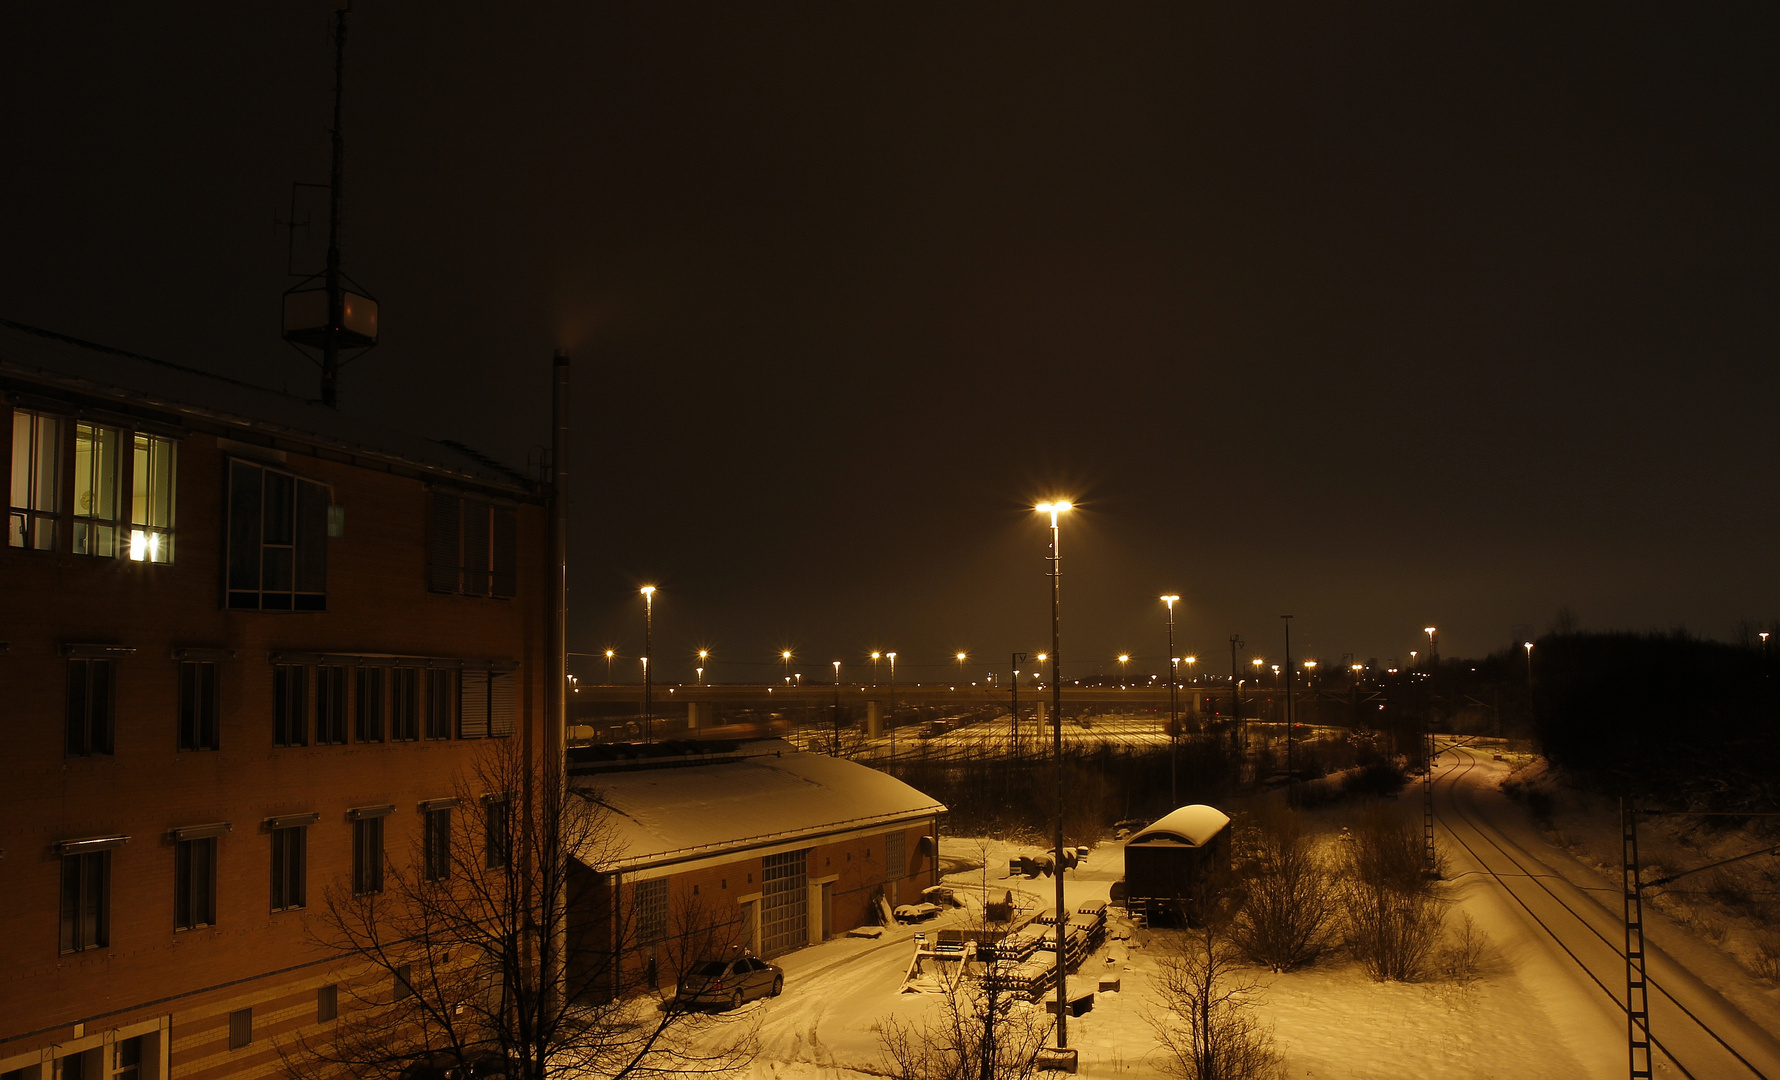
(1435, 744, 1780, 1079)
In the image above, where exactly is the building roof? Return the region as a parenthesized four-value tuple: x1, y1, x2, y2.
(571, 740, 947, 871)
(1128, 804, 1230, 847)
(0, 318, 533, 495)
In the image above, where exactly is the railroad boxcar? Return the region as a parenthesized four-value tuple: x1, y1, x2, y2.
(1118, 804, 1232, 924)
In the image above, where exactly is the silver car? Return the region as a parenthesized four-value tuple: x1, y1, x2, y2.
(674, 953, 784, 1010)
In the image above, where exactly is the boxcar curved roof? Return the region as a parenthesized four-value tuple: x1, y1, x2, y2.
(1128, 804, 1230, 847)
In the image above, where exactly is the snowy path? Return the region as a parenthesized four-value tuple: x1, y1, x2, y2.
(1436, 745, 1780, 1080)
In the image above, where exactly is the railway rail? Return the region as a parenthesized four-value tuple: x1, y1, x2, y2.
(1435, 744, 1779, 1080)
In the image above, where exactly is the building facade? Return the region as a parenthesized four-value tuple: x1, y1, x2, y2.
(0, 323, 548, 1080)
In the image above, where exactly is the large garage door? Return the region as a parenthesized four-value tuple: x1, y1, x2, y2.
(760, 849, 809, 957)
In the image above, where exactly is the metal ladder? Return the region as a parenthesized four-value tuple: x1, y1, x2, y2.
(1622, 799, 1653, 1080)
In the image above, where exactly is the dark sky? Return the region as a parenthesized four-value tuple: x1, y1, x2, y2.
(5, 4, 1776, 682)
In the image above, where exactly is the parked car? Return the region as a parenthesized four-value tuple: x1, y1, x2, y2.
(674, 953, 784, 1010)
(399, 1049, 510, 1080)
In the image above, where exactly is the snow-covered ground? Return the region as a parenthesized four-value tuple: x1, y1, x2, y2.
(709, 747, 1780, 1079)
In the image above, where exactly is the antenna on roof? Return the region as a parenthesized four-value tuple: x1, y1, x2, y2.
(281, 0, 378, 409)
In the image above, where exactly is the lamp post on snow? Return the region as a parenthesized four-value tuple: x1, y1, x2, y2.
(1161, 595, 1180, 805)
(1037, 499, 1073, 1048)
(640, 586, 656, 745)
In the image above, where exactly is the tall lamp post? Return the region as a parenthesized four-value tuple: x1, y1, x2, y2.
(832, 660, 842, 756)
(1161, 596, 1180, 805)
(698, 649, 709, 685)
(1280, 614, 1294, 801)
(641, 586, 656, 745)
(1036, 499, 1073, 1048)
(781, 650, 793, 685)
(956, 651, 968, 686)
(604, 648, 614, 685)
(871, 650, 881, 687)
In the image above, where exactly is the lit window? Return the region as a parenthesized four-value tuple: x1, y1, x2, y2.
(10, 410, 62, 550)
(129, 433, 176, 563)
(72, 423, 121, 557)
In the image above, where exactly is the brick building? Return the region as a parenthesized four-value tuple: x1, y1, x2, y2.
(0, 321, 549, 1080)
(567, 739, 946, 991)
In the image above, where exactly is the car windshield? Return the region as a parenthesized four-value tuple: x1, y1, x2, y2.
(692, 961, 730, 977)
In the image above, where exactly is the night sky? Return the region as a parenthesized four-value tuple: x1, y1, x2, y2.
(5, 5, 1775, 683)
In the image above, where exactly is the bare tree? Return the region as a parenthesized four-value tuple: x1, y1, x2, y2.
(1147, 919, 1281, 1080)
(283, 740, 753, 1080)
(878, 841, 1051, 1080)
(1229, 806, 1337, 972)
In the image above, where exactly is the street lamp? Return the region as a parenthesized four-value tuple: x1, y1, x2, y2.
(886, 651, 897, 756)
(698, 649, 709, 685)
(1161, 594, 1180, 805)
(604, 648, 615, 684)
(871, 650, 881, 686)
(956, 652, 968, 685)
(1036, 498, 1073, 1048)
(782, 650, 793, 684)
(1117, 654, 1130, 686)
(1424, 626, 1438, 668)
(1523, 641, 1534, 687)
(640, 586, 656, 745)
(832, 660, 843, 756)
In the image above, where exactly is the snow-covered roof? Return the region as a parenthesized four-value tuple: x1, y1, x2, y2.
(1128, 804, 1230, 847)
(0, 319, 532, 495)
(572, 741, 947, 870)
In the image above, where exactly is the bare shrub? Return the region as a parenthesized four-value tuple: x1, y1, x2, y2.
(1340, 805, 1446, 982)
(1230, 807, 1338, 972)
(1752, 932, 1780, 982)
(877, 961, 1049, 1080)
(1147, 921, 1281, 1080)
(1435, 913, 1491, 989)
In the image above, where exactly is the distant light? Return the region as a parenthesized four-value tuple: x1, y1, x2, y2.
(641, 585, 656, 598)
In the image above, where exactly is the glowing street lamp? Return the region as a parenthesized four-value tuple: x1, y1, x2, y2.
(1035, 498, 1073, 1047)
(1117, 654, 1131, 685)
(782, 650, 793, 684)
(604, 648, 615, 684)
(887, 651, 897, 756)
(1524, 641, 1534, 687)
(698, 649, 709, 685)
(956, 651, 968, 685)
(640, 586, 656, 745)
(871, 650, 881, 686)
(1184, 655, 1198, 683)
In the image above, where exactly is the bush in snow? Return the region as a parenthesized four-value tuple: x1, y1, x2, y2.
(1229, 806, 1338, 972)
(1340, 804, 1447, 982)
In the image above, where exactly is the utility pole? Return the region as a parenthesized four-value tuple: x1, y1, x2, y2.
(1280, 615, 1294, 802)
(1229, 634, 1244, 784)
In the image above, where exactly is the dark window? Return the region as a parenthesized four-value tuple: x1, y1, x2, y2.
(228, 1008, 252, 1050)
(485, 797, 510, 870)
(427, 494, 517, 599)
(355, 667, 385, 743)
(272, 826, 306, 911)
(226, 459, 329, 611)
(65, 659, 115, 756)
(425, 668, 454, 740)
(178, 661, 220, 751)
(636, 877, 667, 944)
(424, 808, 451, 882)
(393, 963, 413, 1001)
(392, 668, 419, 741)
(113, 1037, 142, 1080)
(274, 664, 308, 747)
(317, 984, 338, 1023)
(316, 665, 349, 744)
(175, 837, 217, 930)
(353, 816, 384, 895)
(58, 851, 109, 953)
(459, 669, 517, 739)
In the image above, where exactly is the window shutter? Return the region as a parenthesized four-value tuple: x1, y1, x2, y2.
(462, 501, 491, 597)
(428, 494, 461, 594)
(489, 670, 516, 737)
(460, 670, 488, 738)
(491, 507, 517, 599)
